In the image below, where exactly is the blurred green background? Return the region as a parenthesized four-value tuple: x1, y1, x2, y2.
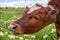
(0, 8, 58, 40)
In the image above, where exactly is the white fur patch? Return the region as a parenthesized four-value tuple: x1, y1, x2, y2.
(27, 5, 41, 14)
(59, 37, 60, 40)
(48, 5, 55, 10)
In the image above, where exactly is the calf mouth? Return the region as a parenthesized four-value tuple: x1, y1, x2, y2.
(8, 23, 24, 35)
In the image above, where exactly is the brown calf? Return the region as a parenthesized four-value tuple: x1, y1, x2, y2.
(8, 3, 58, 35)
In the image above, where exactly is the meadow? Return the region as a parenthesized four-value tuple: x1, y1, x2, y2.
(0, 8, 58, 40)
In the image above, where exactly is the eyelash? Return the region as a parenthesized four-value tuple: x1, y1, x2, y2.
(29, 16, 39, 21)
(34, 17, 38, 20)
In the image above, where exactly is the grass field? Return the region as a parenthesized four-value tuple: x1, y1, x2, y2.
(0, 8, 58, 40)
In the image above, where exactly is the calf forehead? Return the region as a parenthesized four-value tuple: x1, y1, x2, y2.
(39, 8, 47, 12)
(27, 7, 47, 15)
(27, 5, 41, 14)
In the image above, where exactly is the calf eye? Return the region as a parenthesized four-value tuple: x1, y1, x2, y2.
(34, 17, 39, 20)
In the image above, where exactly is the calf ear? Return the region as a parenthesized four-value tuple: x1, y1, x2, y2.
(25, 6, 29, 9)
(23, 6, 29, 16)
(35, 3, 43, 7)
(46, 9, 58, 21)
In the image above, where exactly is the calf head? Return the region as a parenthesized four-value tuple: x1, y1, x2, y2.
(8, 4, 58, 34)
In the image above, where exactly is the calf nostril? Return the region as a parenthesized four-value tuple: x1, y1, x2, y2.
(13, 26, 17, 29)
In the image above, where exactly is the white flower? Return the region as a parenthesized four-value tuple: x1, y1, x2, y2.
(25, 39, 28, 40)
(0, 27, 3, 30)
(31, 35, 36, 38)
(51, 29, 56, 33)
(59, 38, 60, 40)
(13, 16, 17, 18)
(5, 32, 8, 35)
(43, 34, 48, 38)
(24, 35, 29, 36)
(4, 21, 7, 24)
(8, 35, 16, 39)
(0, 32, 4, 36)
(11, 20, 16, 21)
(19, 37, 23, 40)
(15, 36, 18, 38)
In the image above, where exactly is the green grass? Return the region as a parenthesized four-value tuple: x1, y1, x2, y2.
(0, 8, 58, 40)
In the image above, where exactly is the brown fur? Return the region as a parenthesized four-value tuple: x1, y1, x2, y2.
(10, 4, 58, 34)
(9, 0, 60, 38)
(48, 0, 60, 37)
